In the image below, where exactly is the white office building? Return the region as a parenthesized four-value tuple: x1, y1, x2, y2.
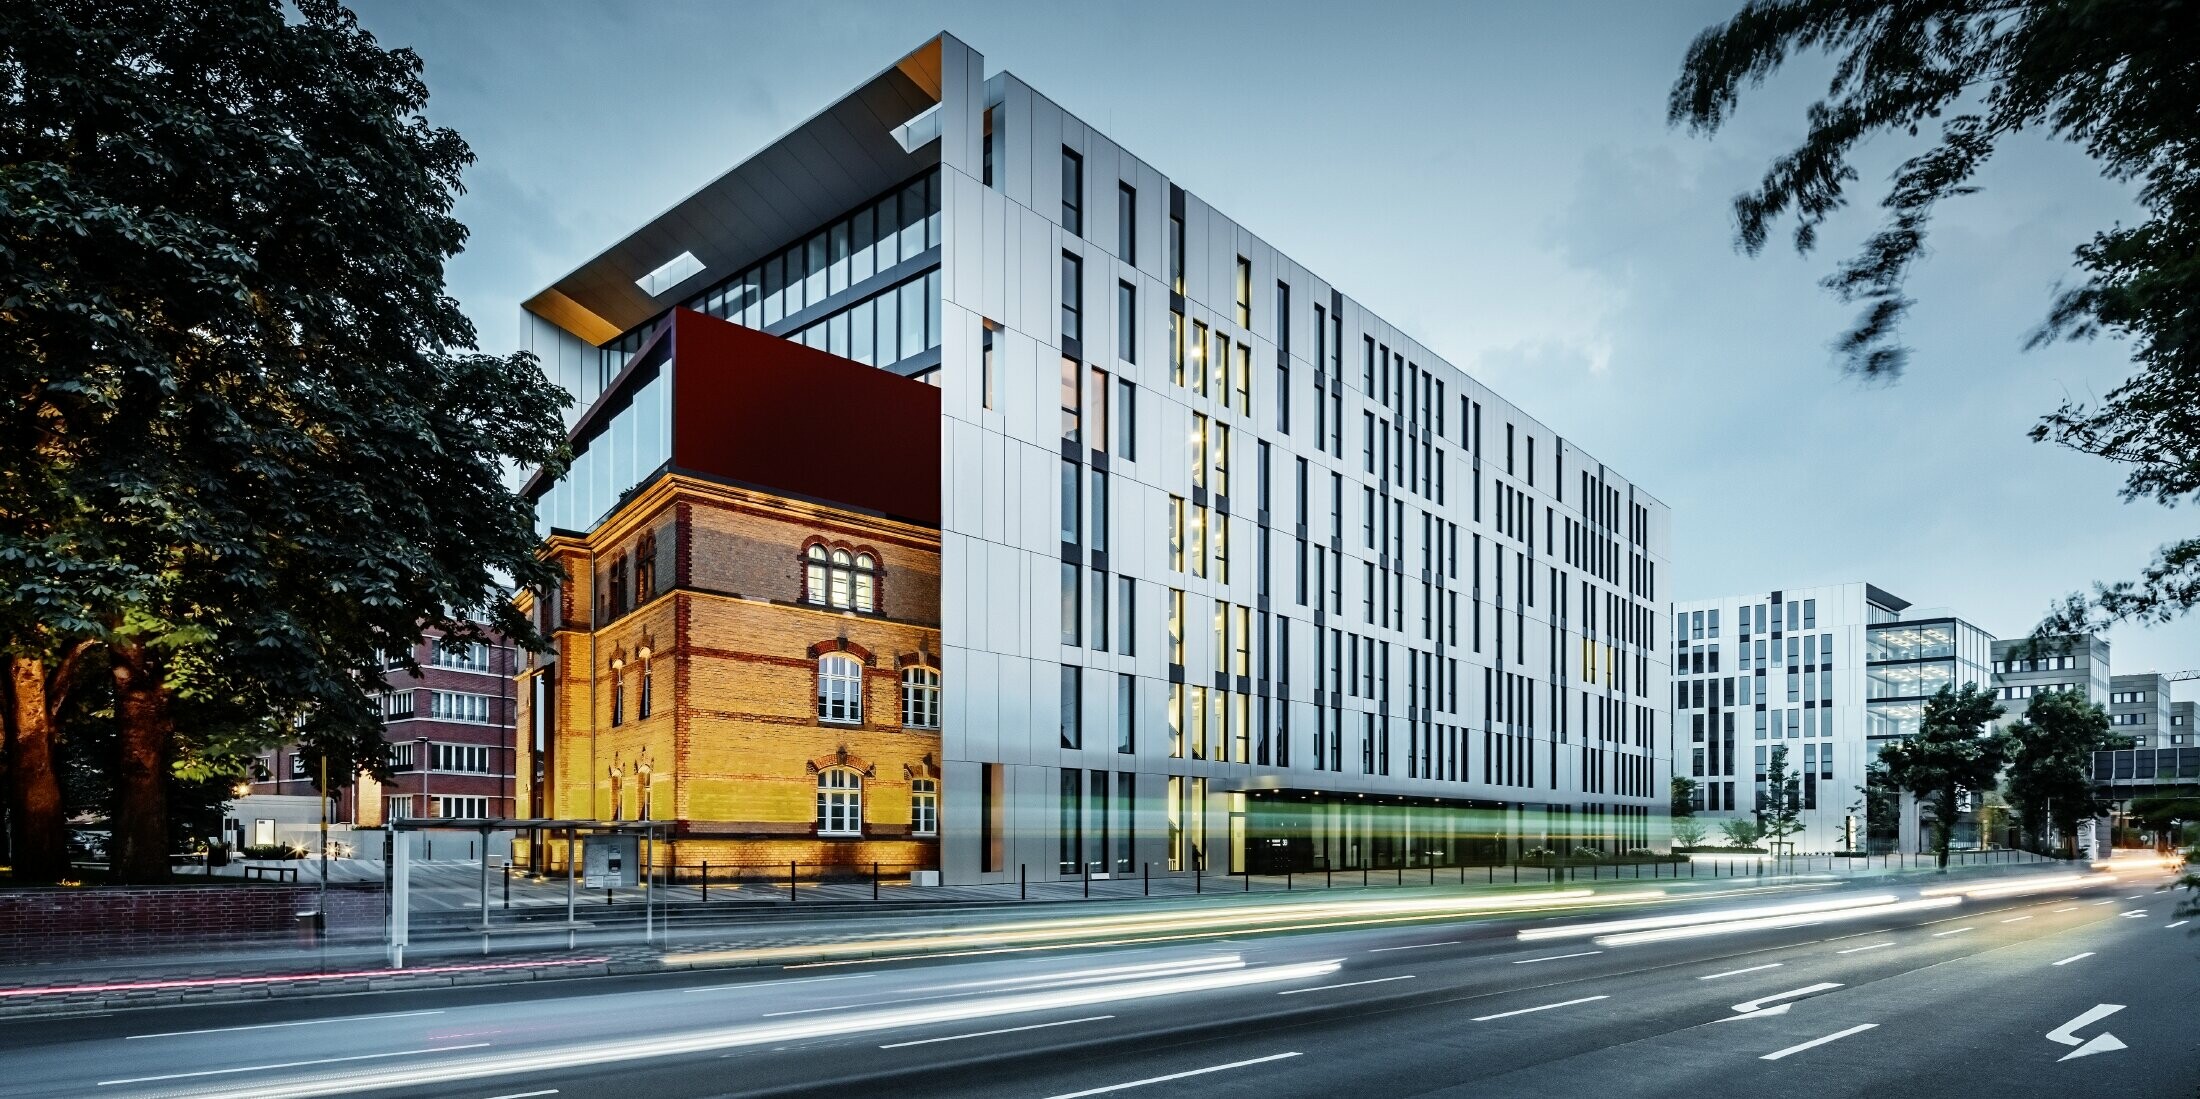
(520, 34, 1673, 884)
(1671, 583, 1995, 853)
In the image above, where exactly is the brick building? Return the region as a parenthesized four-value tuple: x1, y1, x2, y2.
(238, 624, 521, 850)
(516, 310, 944, 876)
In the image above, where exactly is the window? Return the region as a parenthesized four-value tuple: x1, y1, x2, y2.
(818, 654, 863, 723)
(431, 642, 491, 671)
(1117, 378, 1136, 458)
(289, 754, 307, 778)
(1117, 281, 1136, 362)
(381, 690, 415, 721)
(638, 660, 653, 720)
(429, 691, 490, 723)
(1061, 253, 1083, 342)
(1061, 562, 1081, 645)
(911, 778, 938, 836)
(433, 795, 488, 820)
(1117, 673, 1135, 753)
(1061, 664, 1083, 748)
(804, 545, 879, 612)
(1234, 256, 1251, 327)
(1060, 354, 1081, 447)
(385, 795, 411, 821)
(1061, 458, 1081, 544)
(1169, 214, 1185, 294)
(430, 743, 492, 773)
(816, 769, 862, 836)
(981, 108, 995, 187)
(1061, 148, 1083, 234)
(1117, 182, 1136, 263)
(901, 665, 941, 728)
(981, 323, 996, 410)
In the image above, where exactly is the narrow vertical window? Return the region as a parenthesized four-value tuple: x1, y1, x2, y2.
(1061, 253, 1082, 342)
(1116, 673, 1135, 753)
(1234, 256, 1251, 327)
(1117, 378, 1136, 459)
(981, 108, 995, 188)
(1060, 664, 1083, 748)
(1168, 214, 1185, 294)
(1061, 147, 1083, 234)
(1117, 182, 1136, 263)
(1061, 562, 1081, 646)
(980, 322, 996, 410)
(1117, 281, 1136, 363)
(1060, 354, 1081, 447)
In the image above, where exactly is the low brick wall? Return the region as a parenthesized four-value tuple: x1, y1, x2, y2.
(0, 883, 384, 961)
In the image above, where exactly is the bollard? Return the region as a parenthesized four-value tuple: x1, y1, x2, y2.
(1429, 864, 1435, 886)
(790, 860, 797, 903)
(1084, 863, 1090, 899)
(1488, 863, 1494, 884)
(874, 862, 881, 902)
(701, 861, 709, 902)
(1196, 865, 1202, 894)
(503, 863, 511, 909)
(1143, 861, 1150, 896)
(1287, 867, 1294, 891)
(1327, 864, 1333, 889)
(1021, 863, 1027, 901)
(605, 887, 612, 906)
(1243, 869, 1250, 892)
(1398, 865, 1404, 887)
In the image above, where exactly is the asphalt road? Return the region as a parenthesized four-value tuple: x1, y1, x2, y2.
(2, 860, 2190, 1099)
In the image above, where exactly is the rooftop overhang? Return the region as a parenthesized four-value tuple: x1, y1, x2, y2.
(522, 34, 952, 345)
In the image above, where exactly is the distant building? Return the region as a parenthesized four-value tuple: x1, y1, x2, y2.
(1671, 582, 1996, 853)
(1989, 633, 2110, 717)
(235, 624, 521, 853)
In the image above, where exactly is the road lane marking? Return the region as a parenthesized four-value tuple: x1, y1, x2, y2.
(482, 1092, 559, 1099)
(1369, 941, 1462, 953)
(1718, 982, 1842, 1021)
(2046, 1003, 2127, 1061)
(2167, 921, 2189, 929)
(1513, 950, 1603, 965)
(2128, 895, 2147, 900)
(2090, 900, 2115, 906)
(879, 1015, 1114, 1048)
(1761, 1023, 1877, 1060)
(2001, 916, 2033, 923)
(96, 1043, 492, 1086)
(2055, 906, 2079, 913)
(2052, 952, 2096, 966)
(127, 1009, 444, 1039)
(1932, 927, 1975, 937)
(1700, 963, 1783, 981)
(680, 975, 869, 993)
(1278, 976, 1416, 995)
(1038, 1052, 1301, 1098)
(1835, 942, 1895, 954)
(1472, 995, 1609, 1021)
(2119, 911, 2148, 919)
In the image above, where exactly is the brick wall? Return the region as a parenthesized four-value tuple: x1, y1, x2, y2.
(0, 884, 383, 961)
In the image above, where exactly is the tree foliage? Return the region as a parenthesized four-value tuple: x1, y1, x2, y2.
(1671, 775, 1702, 818)
(1757, 744, 1805, 852)
(1, 0, 568, 880)
(2002, 688, 2113, 855)
(1877, 683, 2009, 869)
(1671, 1, 2200, 631)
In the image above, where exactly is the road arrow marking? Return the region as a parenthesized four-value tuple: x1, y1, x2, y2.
(1718, 982, 1841, 1021)
(2046, 1003, 2126, 1062)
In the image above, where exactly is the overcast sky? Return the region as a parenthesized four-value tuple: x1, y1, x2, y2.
(354, 0, 2200, 683)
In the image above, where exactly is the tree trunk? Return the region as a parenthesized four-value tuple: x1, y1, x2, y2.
(1933, 790, 1955, 871)
(109, 640, 173, 884)
(4, 655, 70, 882)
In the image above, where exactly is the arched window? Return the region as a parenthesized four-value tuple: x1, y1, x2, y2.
(803, 544, 880, 613)
(901, 665, 941, 728)
(638, 659, 653, 720)
(816, 769, 862, 836)
(910, 777, 938, 836)
(610, 664, 625, 726)
(818, 654, 863, 724)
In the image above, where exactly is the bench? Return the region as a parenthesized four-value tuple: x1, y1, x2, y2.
(243, 863, 300, 883)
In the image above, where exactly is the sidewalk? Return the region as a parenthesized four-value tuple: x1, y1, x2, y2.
(0, 853, 2072, 1020)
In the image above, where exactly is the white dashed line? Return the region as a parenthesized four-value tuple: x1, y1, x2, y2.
(1038, 1052, 1301, 1098)
(1835, 942, 1895, 954)
(2001, 916, 2033, 924)
(1931, 927, 1974, 937)
(1279, 976, 1417, 995)
(1369, 941, 1462, 953)
(880, 1015, 1114, 1048)
(1699, 963, 1783, 981)
(1513, 951, 1603, 965)
(1761, 1023, 1877, 1061)
(1472, 995, 1610, 1021)
(2052, 952, 2095, 966)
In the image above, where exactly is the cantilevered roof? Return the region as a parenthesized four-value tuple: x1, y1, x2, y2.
(523, 35, 951, 345)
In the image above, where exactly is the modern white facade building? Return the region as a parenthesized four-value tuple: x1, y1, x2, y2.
(1672, 583, 1996, 853)
(519, 35, 1672, 884)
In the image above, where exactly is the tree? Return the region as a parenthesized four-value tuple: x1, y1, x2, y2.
(2126, 787, 2200, 850)
(2, 0, 569, 880)
(1877, 683, 2010, 870)
(1670, 3, 2200, 633)
(1757, 744, 1805, 854)
(1672, 775, 1702, 819)
(2003, 688, 2113, 856)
